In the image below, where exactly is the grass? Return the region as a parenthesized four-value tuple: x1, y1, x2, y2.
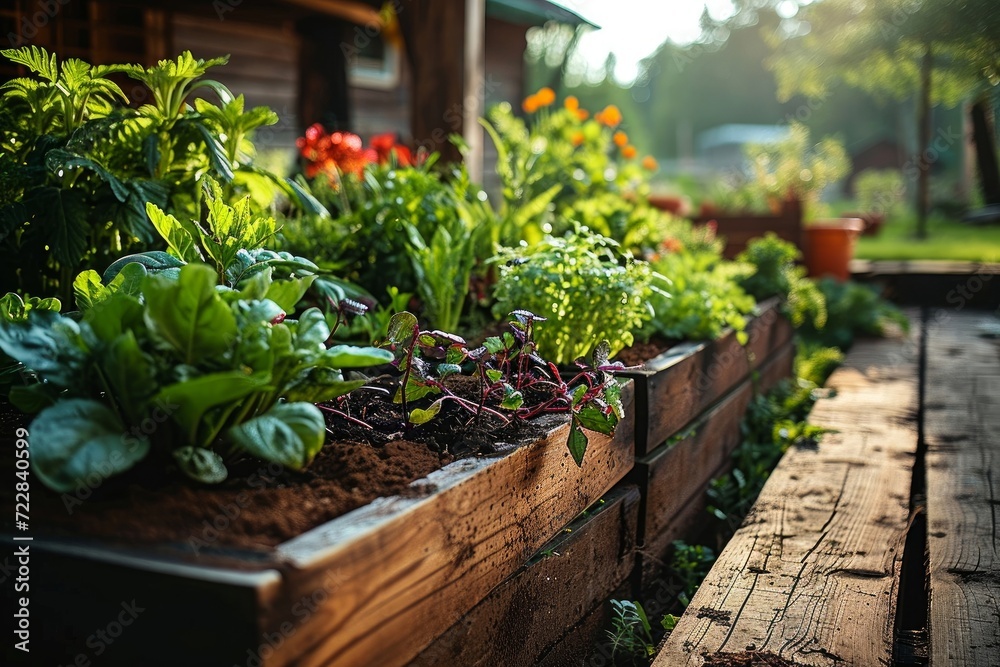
(854, 212, 1000, 262)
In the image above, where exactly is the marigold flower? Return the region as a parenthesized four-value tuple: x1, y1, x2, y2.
(535, 87, 556, 107)
(613, 131, 628, 147)
(522, 94, 540, 113)
(571, 131, 585, 147)
(642, 155, 658, 170)
(564, 95, 580, 112)
(576, 108, 589, 121)
(596, 104, 622, 127)
(661, 237, 684, 254)
(622, 144, 637, 159)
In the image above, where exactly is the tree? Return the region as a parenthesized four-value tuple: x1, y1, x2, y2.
(768, 0, 1000, 237)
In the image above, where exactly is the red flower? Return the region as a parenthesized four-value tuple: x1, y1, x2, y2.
(370, 132, 413, 166)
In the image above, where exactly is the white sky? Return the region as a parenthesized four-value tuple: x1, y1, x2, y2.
(552, 0, 805, 83)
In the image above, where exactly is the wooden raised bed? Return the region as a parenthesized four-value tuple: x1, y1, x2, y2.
(620, 297, 794, 457)
(410, 484, 641, 666)
(633, 342, 795, 584)
(9, 383, 635, 667)
(689, 198, 803, 259)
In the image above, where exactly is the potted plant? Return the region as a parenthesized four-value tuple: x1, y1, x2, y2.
(802, 217, 865, 281)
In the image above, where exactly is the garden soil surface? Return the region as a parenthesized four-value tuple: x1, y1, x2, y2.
(0, 377, 548, 552)
(701, 652, 808, 667)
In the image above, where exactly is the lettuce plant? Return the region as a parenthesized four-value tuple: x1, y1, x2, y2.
(0, 263, 392, 492)
(380, 310, 627, 465)
(491, 228, 658, 365)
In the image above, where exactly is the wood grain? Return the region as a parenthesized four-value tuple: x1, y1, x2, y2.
(622, 298, 794, 456)
(266, 383, 635, 667)
(924, 311, 1000, 666)
(408, 485, 640, 667)
(654, 333, 920, 666)
(637, 342, 795, 577)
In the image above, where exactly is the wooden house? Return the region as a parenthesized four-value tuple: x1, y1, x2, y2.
(1, 0, 591, 179)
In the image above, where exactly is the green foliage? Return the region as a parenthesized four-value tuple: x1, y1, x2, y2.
(645, 251, 755, 342)
(605, 600, 656, 662)
(735, 233, 827, 329)
(0, 263, 392, 491)
(853, 168, 906, 219)
(482, 94, 657, 248)
(492, 228, 656, 365)
(798, 278, 909, 350)
(796, 342, 845, 386)
(0, 46, 317, 302)
(669, 541, 716, 607)
(707, 379, 820, 530)
(279, 158, 495, 329)
(728, 122, 850, 210)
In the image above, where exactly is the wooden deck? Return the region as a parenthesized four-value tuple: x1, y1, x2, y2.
(654, 309, 1000, 666)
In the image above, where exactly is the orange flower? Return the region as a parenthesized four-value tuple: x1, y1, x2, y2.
(535, 87, 556, 106)
(642, 155, 658, 170)
(613, 131, 628, 147)
(571, 131, 585, 146)
(522, 94, 539, 113)
(660, 237, 684, 254)
(564, 95, 580, 112)
(622, 145, 637, 159)
(576, 109, 589, 121)
(596, 104, 622, 127)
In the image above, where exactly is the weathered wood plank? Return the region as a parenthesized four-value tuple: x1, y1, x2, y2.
(408, 485, 640, 666)
(925, 310, 1000, 666)
(266, 382, 635, 667)
(654, 334, 919, 666)
(637, 341, 795, 578)
(622, 298, 794, 456)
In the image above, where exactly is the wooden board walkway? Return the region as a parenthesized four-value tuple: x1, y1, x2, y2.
(925, 312, 1000, 666)
(654, 331, 921, 666)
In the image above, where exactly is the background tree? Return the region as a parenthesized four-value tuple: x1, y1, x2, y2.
(768, 0, 1000, 237)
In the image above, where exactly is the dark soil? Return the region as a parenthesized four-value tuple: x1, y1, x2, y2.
(701, 652, 809, 667)
(614, 335, 678, 368)
(0, 374, 550, 553)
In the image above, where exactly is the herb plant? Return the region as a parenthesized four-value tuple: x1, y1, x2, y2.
(379, 309, 626, 465)
(645, 251, 755, 342)
(0, 263, 392, 492)
(735, 233, 827, 329)
(492, 228, 658, 365)
(797, 278, 909, 350)
(605, 600, 656, 662)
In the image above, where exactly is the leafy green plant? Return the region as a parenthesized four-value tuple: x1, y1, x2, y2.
(78, 178, 349, 316)
(492, 228, 658, 365)
(380, 309, 626, 465)
(669, 541, 716, 607)
(795, 342, 845, 386)
(707, 380, 819, 530)
(605, 600, 656, 662)
(645, 251, 755, 342)
(0, 263, 392, 491)
(0, 46, 321, 301)
(797, 278, 909, 350)
(735, 233, 827, 329)
(281, 156, 495, 330)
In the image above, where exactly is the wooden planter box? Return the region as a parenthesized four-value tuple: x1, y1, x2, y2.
(690, 199, 803, 259)
(632, 342, 795, 585)
(410, 484, 641, 667)
(8, 383, 635, 667)
(619, 298, 794, 457)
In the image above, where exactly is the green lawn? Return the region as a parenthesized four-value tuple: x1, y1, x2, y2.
(854, 214, 1000, 262)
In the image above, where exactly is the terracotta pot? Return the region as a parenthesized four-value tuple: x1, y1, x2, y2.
(802, 218, 865, 281)
(841, 211, 886, 237)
